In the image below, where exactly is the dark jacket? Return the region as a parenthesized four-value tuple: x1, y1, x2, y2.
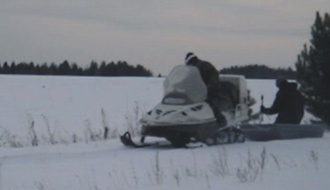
(186, 54, 229, 126)
(186, 56, 220, 100)
(262, 82, 305, 124)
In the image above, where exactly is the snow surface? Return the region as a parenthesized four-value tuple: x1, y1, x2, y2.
(0, 75, 329, 190)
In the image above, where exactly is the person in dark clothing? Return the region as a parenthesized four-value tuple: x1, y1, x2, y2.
(185, 52, 227, 127)
(261, 78, 305, 124)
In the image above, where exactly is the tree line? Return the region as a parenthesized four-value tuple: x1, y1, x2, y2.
(0, 60, 153, 77)
(0, 60, 296, 79)
(219, 64, 296, 79)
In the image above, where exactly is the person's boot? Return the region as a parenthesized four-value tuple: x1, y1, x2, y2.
(216, 113, 227, 128)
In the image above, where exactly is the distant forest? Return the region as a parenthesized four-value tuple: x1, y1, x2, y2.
(0, 60, 296, 79)
(0, 60, 153, 77)
(220, 64, 296, 79)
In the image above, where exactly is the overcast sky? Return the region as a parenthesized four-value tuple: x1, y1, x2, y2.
(0, 0, 329, 75)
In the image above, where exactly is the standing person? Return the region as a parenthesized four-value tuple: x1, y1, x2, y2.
(185, 52, 227, 127)
(261, 78, 305, 124)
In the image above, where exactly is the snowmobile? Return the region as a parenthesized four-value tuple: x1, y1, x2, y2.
(120, 65, 254, 148)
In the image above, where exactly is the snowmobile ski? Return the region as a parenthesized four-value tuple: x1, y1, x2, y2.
(120, 126, 246, 148)
(120, 132, 152, 148)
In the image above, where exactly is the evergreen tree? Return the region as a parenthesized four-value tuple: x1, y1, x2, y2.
(58, 60, 71, 75)
(49, 63, 58, 75)
(295, 12, 330, 126)
(2, 62, 10, 74)
(99, 61, 107, 76)
(86, 61, 98, 76)
(10, 62, 16, 74)
(39, 63, 49, 75)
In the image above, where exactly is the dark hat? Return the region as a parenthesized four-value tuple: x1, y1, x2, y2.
(185, 52, 197, 64)
(276, 77, 287, 88)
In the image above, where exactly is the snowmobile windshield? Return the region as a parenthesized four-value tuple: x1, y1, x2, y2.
(162, 65, 207, 105)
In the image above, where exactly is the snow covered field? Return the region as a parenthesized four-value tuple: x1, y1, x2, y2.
(0, 74, 329, 190)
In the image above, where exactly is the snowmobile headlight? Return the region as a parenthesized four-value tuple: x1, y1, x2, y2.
(190, 105, 203, 111)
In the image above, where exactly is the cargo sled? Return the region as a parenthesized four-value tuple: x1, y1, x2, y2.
(239, 123, 325, 141)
